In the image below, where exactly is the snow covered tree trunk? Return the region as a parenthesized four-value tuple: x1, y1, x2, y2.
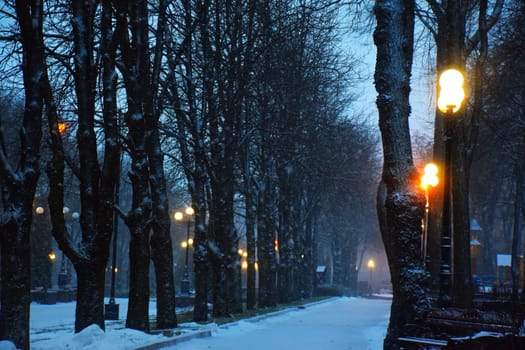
(373, 0, 430, 348)
(277, 168, 294, 303)
(164, 0, 211, 322)
(210, 169, 243, 316)
(66, 0, 119, 333)
(144, 0, 177, 329)
(192, 180, 209, 322)
(243, 169, 257, 310)
(126, 218, 151, 331)
(116, 0, 153, 330)
(257, 171, 278, 308)
(0, 3, 44, 349)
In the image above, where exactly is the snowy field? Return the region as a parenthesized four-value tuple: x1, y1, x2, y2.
(0, 296, 391, 350)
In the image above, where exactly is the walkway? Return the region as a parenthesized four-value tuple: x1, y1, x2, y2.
(166, 297, 391, 350)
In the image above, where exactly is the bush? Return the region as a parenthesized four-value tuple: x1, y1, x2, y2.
(314, 284, 346, 296)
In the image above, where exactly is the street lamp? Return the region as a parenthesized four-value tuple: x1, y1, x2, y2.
(437, 68, 465, 305)
(176, 207, 194, 294)
(367, 258, 376, 294)
(58, 208, 79, 290)
(438, 69, 465, 114)
(421, 163, 439, 267)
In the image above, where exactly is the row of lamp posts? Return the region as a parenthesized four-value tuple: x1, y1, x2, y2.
(39, 69, 465, 313)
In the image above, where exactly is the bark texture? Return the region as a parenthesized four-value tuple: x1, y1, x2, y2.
(374, 0, 431, 347)
(0, 3, 45, 348)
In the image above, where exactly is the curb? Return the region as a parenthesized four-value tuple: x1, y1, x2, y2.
(219, 296, 340, 328)
(135, 297, 340, 349)
(133, 329, 212, 350)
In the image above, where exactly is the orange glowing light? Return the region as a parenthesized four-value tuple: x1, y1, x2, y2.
(58, 122, 67, 134)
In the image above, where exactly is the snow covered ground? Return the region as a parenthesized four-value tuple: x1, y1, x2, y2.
(166, 297, 391, 350)
(0, 296, 391, 350)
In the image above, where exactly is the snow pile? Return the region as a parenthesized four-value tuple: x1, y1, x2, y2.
(32, 324, 167, 350)
(0, 341, 17, 350)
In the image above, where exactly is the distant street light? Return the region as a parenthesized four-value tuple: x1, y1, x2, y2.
(421, 163, 439, 267)
(106, 158, 121, 320)
(176, 207, 194, 294)
(47, 251, 57, 290)
(437, 68, 465, 305)
(367, 258, 376, 293)
(58, 122, 67, 134)
(239, 248, 248, 269)
(367, 258, 375, 269)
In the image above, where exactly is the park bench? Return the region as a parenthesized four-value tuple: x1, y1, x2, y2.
(398, 307, 524, 349)
(398, 336, 448, 348)
(425, 307, 519, 334)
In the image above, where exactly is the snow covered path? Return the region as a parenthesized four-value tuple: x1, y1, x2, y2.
(23, 297, 390, 349)
(168, 297, 391, 350)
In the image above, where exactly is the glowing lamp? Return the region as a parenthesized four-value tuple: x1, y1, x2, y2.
(421, 163, 439, 190)
(367, 258, 375, 269)
(437, 69, 465, 114)
(58, 122, 67, 134)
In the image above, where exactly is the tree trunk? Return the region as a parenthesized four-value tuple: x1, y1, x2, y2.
(74, 260, 107, 332)
(0, 202, 33, 350)
(511, 163, 522, 304)
(192, 186, 209, 322)
(245, 189, 257, 310)
(373, 0, 430, 348)
(144, 0, 177, 329)
(116, 0, 154, 331)
(451, 117, 472, 308)
(210, 176, 243, 316)
(257, 174, 278, 308)
(126, 224, 151, 331)
(277, 169, 293, 303)
(0, 2, 44, 348)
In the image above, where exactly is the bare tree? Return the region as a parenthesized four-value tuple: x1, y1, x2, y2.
(44, 0, 121, 333)
(0, 2, 45, 348)
(374, 0, 430, 348)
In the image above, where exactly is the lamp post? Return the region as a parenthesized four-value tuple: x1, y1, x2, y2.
(48, 251, 56, 290)
(437, 68, 465, 305)
(105, 162, 121, 320)
(58, 208, 79, 290)
(421, 163, 439, 267)
(175, 207, 194, 294)
(367, 258, 375, 294)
